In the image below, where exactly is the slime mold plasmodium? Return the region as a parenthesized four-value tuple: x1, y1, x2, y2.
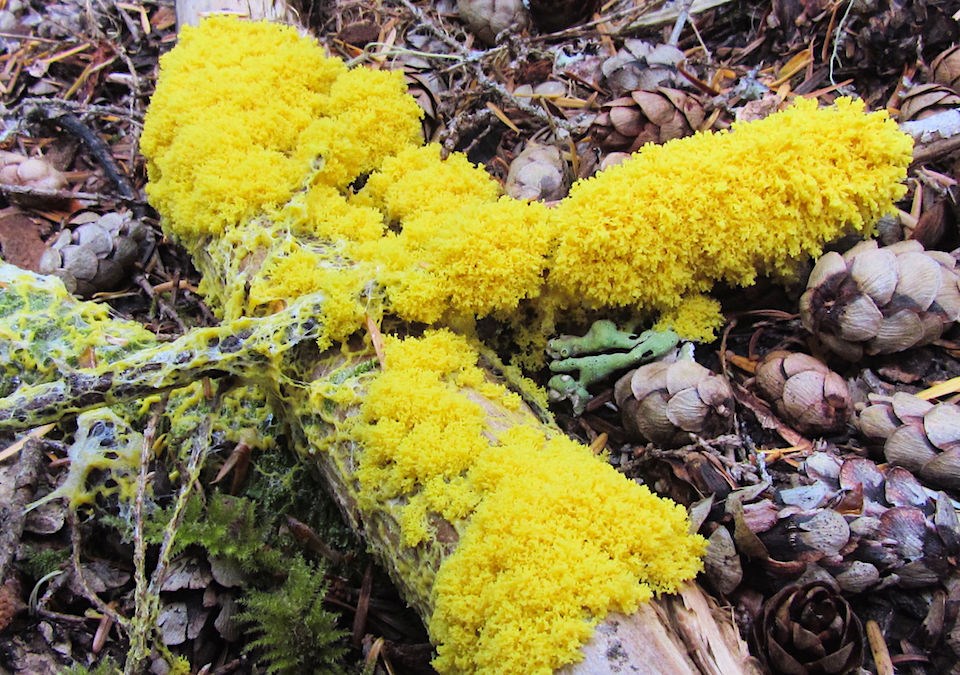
(0, 13, 913, 675)
(137, 16, 910, 674)
(139, 15, 912, 351)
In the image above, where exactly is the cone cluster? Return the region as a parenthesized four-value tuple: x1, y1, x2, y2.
(857, 392, 960, 492)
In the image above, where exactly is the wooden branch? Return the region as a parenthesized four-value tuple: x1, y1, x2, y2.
(903, 108, 960, 165)
(175, 0, 294, 28)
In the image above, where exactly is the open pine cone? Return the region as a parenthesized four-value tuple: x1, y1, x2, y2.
(591, 87, 705, 152)
(0, 150, 66, 192)
(856, 392, 960, 492)
(39, 211, 152, 297)
(754, 351, 852, 436)
(751, 581, 864, 675)
(799, 240, 960, 361)
(456, 0, 528, 45)
(614, 357, 735, 448)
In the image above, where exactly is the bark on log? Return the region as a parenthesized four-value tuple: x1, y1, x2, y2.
(175, 0, 294, 28)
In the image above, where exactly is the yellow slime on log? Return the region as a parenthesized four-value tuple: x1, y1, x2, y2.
(138, 16, 913, 674)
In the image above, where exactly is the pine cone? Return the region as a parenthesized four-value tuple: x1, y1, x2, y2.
(0, 150, 65, 190)
(754, 351, 852, 436)
(591, 88, 705, 152)
(600, 41, 685, 96)
(505, 141, 570, 202)
(899, 83, 960, 121)
(614, 357, 735, 448)
(799, 240, 960, 361)
(740, 452, 959, 592)
(856, 392, 960, 492)
(457, 0, 528, 45)
(39, 211, 152, 297)
(751, 581, 865, 675)
(527, 0, 599, 33)
(931, 45, 960, 91)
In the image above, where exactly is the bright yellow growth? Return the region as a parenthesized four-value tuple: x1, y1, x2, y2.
(137, 17, 917, 675)
(140, 17, 422, 243)
(547, 97, 913, 322)
(141, 18, 913, 345)
(355, 331, 706, 673)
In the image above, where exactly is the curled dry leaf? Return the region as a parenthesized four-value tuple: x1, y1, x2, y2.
(704, 525, 743, 595)
(931, 44, 960, 90)
(899, 83, 960, 121)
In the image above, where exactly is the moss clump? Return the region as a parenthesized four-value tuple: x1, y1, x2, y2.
(235, 556, 347, 674)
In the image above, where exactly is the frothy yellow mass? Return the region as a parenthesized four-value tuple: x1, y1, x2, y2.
(141, 18, 911, 344)
(140, 16, 913, 673)
(547, 97, 912, 318)
(354, 331, 705, 673)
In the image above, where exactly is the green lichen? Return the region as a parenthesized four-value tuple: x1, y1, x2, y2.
(547, 323, 679, 413)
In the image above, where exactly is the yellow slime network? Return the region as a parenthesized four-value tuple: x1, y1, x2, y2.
(140, 16, 913, 674)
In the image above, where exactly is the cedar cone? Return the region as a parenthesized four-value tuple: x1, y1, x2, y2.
(39, 211, 153, 297)
(750, 581, 864, 675)
(505, 141, 570, 202)
(0, 150, 65, 191)
(799, 240, 960, 361)
(457, 0, 528, 45)
(614, 358, 735, 448)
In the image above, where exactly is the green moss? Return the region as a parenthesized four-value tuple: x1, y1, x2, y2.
(236, 555, 348, 674)
(62, 657, 121, 675)
(17, 544, 69, 580)
(145, 492, 282, 573)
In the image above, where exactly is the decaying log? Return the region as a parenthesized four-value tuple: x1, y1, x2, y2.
(0, 268, 758, 673)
